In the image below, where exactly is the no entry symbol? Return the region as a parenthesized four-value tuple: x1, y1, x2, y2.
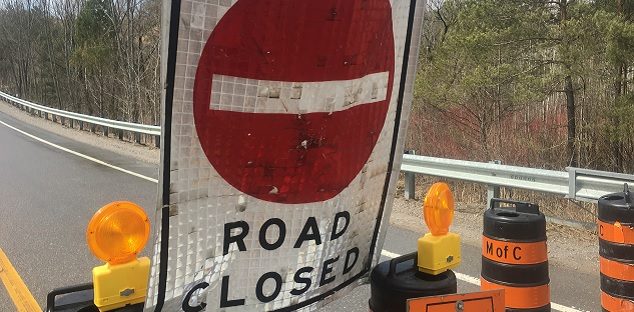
(193, 0, 395, 204)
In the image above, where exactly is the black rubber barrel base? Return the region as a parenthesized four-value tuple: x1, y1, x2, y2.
(369, 252, 457, 312)
(507, 304, 551, 312)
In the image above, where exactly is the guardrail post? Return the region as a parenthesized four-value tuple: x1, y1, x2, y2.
(487, 160, 502, 207)
(567, 167, 578, 200)
(154, 135, 160, 148)
(118, 129, 124, 141)
(134, 132, 141, 144)
(90, 123, 96, 133)
(103, 126, 109, 137)
(404, 150, 417, 200)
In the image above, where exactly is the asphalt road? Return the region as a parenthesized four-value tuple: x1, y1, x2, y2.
(0, 109, 599, 312)
(0, 110, 158, 311)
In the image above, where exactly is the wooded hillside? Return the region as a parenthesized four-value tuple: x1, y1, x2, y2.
(411, 0, 634, 173)
(0, 0, 632, 173)
(0, 0, 160, 126)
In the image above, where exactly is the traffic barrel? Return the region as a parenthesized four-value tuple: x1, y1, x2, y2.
(369, 252, 457, 312)
(598, 184, 634, 311)
(480, 199, 550, 311)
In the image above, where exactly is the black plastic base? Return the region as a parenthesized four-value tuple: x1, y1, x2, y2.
(507, 304, 551, 312)
(369, 252, 457, 312)
(46, 283, 143, 312)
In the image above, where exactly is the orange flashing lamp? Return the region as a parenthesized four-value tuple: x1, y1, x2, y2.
(423, 182, 455, 236)
(417, 183, 461, 275)
(87, 201, 150, 264)
(86, 201, 151, 311)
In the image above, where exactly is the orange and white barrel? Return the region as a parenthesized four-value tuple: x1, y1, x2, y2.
(598, 186, 634, 312)
(480, 199, 550, 311)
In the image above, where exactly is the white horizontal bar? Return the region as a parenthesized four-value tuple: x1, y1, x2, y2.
(209, 72, 389, 114)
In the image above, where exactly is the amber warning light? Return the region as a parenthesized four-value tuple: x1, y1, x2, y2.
(86, 201, 151, 311)
(418, 182, 461, 275)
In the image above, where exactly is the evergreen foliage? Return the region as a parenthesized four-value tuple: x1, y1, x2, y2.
(413, 0, 634, 172)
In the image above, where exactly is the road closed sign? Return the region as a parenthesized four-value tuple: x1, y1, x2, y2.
(147, 0, 425, 310)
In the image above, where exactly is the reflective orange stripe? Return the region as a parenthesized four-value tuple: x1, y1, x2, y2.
(601, 291, 634, 312)
(599, 220, 634, 244)
(601, 257, 634, 282)
(481, 278, 549, 309)
(481, 236, 547, 265)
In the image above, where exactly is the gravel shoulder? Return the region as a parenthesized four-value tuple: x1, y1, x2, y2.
(389, 197, 598, 275)
(0, 100, 159, 165)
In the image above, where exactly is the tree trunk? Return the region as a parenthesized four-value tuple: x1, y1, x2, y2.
(564, 75, 577, 167)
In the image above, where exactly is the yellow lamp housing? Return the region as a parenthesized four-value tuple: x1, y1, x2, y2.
(417, 183, 461, 275)
(86, 201, 151, 311)
(92, 257, 151, 311)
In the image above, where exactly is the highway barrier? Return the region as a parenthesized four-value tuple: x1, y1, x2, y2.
(0, 91, 161, 147)
(481, 199, 550, 311)
(598, 185, 634, 311)
(3, 89, 634, 208)
(400, 155, 634, 203)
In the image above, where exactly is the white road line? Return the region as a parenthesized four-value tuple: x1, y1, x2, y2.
(0, 117, 590, 312)
(453, 272, 482, 286)
(0, 119, 158, 184)
(379, 250, 401, 259)
(380, 250, 589, 312)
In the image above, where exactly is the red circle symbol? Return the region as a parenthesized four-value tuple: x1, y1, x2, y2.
(193, 0, 395, 204)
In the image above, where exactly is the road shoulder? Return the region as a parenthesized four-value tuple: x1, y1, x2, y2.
(0, 101, 159, 165)
(389, 198, 599, 275)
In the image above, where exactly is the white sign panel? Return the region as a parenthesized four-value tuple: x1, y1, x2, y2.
(147, 0, 425, 310)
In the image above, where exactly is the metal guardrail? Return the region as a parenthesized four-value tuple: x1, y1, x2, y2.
(2, 91, 631, 205)
(0, 91, 161, 146)
(400, 154, 634, 203)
